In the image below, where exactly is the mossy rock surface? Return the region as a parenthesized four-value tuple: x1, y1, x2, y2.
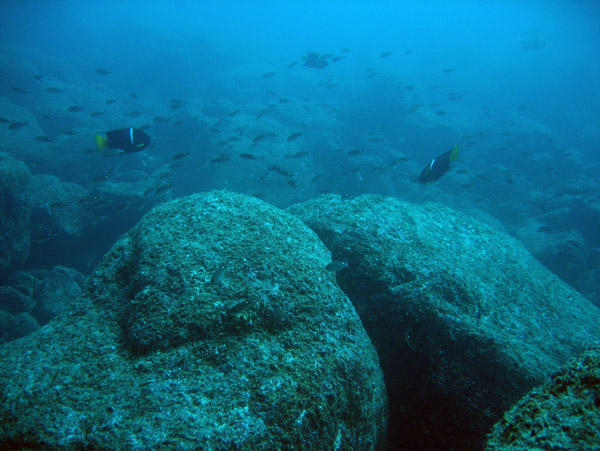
(288, 194, 600, 451)
(486, 346, 600, 451)
(0, 191, 387, 450)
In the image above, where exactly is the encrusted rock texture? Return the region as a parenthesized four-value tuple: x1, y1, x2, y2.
(288, 194, 600, 451)
(486, 346, 600, 450)
(0, 191, 387, 450)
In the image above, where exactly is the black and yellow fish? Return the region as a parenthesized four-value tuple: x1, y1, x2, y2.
(96, 128, 150, 154)
(418, 145, 459, 184)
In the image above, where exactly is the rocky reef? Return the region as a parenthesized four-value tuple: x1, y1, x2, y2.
(0, 266, 85, 344)
(0, 191, 387, 450)
(288, 194, 600, 450)
(486, 346, 600, 450)
(0, 152, 30, 278)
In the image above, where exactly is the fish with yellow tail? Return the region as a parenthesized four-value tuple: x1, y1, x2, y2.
(418, 145, 459, 184)
(96, 128, 150, 154)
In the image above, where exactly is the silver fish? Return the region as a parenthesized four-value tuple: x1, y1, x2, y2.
(325, 260, 348, 272)
(210, 262, 230, 285)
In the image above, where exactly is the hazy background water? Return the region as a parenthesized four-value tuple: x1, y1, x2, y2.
(1, 0, 599, 298)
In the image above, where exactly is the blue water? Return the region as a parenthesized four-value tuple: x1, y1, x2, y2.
(2, 0, 598, 295)
(2, 1, 600, 449)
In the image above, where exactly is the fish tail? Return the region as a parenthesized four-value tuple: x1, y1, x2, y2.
(450, 145, 459, 162)
(96, 134, 107, 150)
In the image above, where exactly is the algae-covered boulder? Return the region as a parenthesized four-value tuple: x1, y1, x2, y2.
(0, 191, 387, 450)
(288, 194, 600, 451)
(0, 152, 30, 277)
(486, 346, 600, 450)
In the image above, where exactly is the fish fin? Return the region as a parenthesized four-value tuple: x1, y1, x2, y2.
(96, 134, 107, 150)
(450, 145, 459, 162)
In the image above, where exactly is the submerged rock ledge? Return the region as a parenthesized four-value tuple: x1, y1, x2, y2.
(288, 194, 600, 450)
(0, 191, 387, 450)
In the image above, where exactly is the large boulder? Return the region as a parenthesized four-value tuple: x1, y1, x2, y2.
(0, 152, 30, 277)
(288, 194, 600, 451)
(0, 191, 387, 450)
(486, 346, 600, 450)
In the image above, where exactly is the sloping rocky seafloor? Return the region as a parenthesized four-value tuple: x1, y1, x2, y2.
(1, 191, 599, 450)
(0, 191, 387, 450)
(288, 194, 600, 450)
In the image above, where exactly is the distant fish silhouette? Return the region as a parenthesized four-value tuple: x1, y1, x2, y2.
(302, 52, 330, 69)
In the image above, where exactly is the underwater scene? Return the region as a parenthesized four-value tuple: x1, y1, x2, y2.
(1, 1, 599, 449)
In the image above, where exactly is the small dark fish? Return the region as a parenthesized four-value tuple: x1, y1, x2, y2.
(11, 86, 30, 94)
(94, 68, 111, 75)
(331, 55, 344, 62)
(155, 183, 175, 195)
(253, 132, 277, 144)
(285, 150, 310, 159)
(211, 155, 231, 163)
(347, 148, 364, 156)
(153, 116, 169, 123)
(105, 99, 116, 105)
(0, 117, 11, 123)
(34, 74, 42, 82)
(67, 105, 85, 112)
(115, 202, 130, 213)
(278, 98, 292, 104)
(45, 87, 63, 94)
(169, 99, 186, 109)
(35, 136, 54, 143)
(60, 128, 78, 135)
(532, 201, 550, 212)
(443, 68, 454, 73)
(340, 48, 351, 53)
(325, 260, 348, 272)
(405, 49, 412, 55)
(172, 152, 189, 160)
(447, 92, 464, 101)
(537, 226, 555, 233)
(90, 111, 105, 118)
(239, 153, 258, 160)
(262, 71, 277, 78)
(129, 93, 138, 99)
(128, 110, 142, 118)
(287, 180, 299, 189)
(227, 299, 254, 317)
(287, 131, 303, 142)
(287, 61, 297, 69)
(380, 51, 393, 58)
(435, 110, 447, 116)
(92, 174, 109, 183)
(228, 110, 239, 117)
(389, 156, 409, 167)
(268, 165, 294, 177)
(8, 121, 28, 130)
(210, 262, 230, 285)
